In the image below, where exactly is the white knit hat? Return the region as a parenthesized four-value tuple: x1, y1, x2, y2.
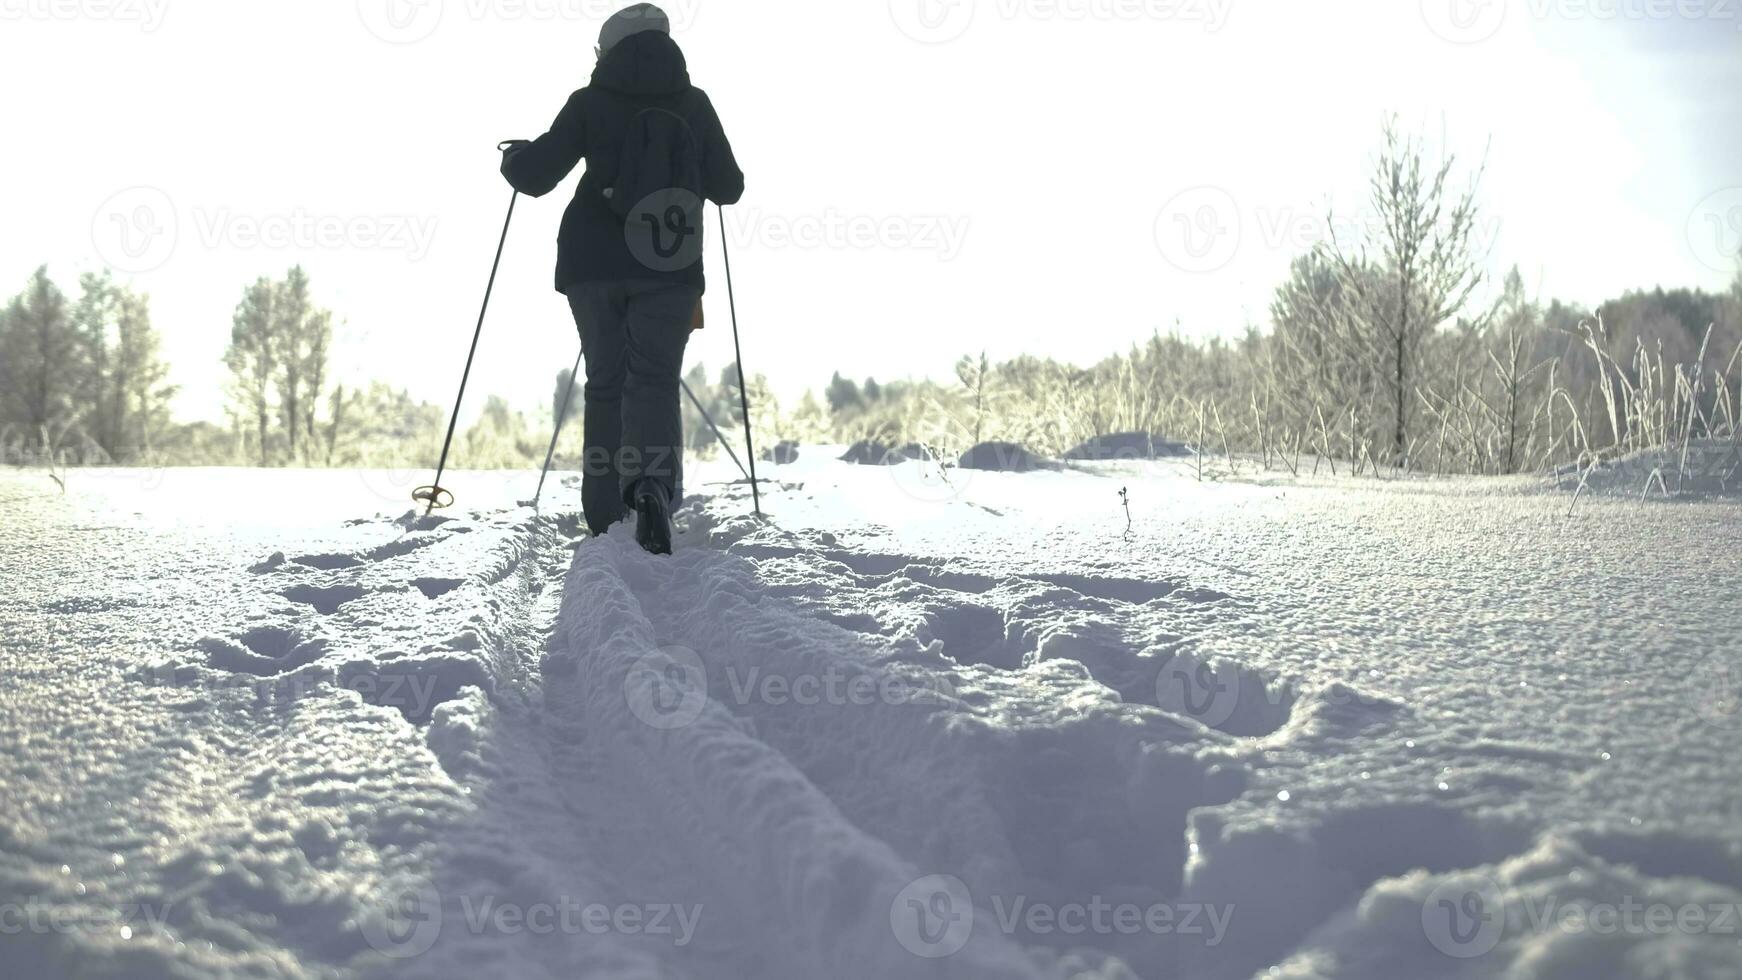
(598, 3, 671, 55)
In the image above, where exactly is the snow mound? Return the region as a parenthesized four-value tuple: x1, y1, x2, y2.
(1063, 432, 1192, 461)
(839, 442, 939, 466)
(839, 441, 890, 465)
(763, 440, 801, 465)
(1557, 439, 1742, 499)
(1268, 834, 1742, 979)
(887, 442, 938, 463)
(958, 442, 1053, 472)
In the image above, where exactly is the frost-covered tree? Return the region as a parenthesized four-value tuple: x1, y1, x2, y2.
(825, 372, 863, 415)
(323, 382, 442, 467)
(272, 267, 332, 464)
(71, 271, 121, 455)
(1486, 267, 1546, 473)
(461, 395, 539, 467)
(1321, 120, 1489, 464)
(73, 272, 176, 460)
(0, 267, 85, 453)
(1270, 250, 1383, 439)
(224, 268, 334, 466)
(108, 285, 176, 457)
(225, 277, 278, 466)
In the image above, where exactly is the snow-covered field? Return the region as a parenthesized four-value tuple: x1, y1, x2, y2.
(1, 451, 1738, 979)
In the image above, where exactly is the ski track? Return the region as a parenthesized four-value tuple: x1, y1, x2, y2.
(2, 461, 1739, 979)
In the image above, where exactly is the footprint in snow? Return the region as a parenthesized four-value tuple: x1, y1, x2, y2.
(197, 624, 329, 677)
(282, 583, 371, 615)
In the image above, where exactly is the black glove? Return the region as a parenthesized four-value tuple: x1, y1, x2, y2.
(499, 140, 530, 180)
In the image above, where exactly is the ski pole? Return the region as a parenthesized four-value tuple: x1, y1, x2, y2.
(416, 182, 519, 515)
(718, 203, 762, 518)
(539, 367, 749, 508)
(681, 378, 752, 485)
(532, 344, 585, 511)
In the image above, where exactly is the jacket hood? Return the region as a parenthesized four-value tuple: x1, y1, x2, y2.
(591, 30, 690, 97)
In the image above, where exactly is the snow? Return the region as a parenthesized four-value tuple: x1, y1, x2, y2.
(1556, 439, 1742, 502)
(0, 453, 1738, 979)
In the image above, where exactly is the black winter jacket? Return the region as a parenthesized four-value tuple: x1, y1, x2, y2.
(502, 31, 744, 293)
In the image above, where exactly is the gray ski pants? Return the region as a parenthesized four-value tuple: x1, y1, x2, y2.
(565, 280, 701, 534)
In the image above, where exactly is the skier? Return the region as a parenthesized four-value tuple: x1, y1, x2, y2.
(500, 3, 744, 555)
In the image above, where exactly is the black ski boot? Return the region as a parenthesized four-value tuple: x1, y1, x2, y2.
(632, 479, 674, 556)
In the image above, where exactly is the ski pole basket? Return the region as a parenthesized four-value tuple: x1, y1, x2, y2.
(411, 485, 455, 511)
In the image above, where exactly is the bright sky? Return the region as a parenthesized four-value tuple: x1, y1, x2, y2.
(2, 0, 1738, 425)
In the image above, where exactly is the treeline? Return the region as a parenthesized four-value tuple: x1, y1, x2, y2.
(211, 267, 464, 470)
(0, 266, 554, 471)
(6, 122, 1738, 480)
(778, 124, 1742, 477)
(0, 259, 772, 474)
(789, 272, 1741, 478)
(0, 267, 178, 463)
